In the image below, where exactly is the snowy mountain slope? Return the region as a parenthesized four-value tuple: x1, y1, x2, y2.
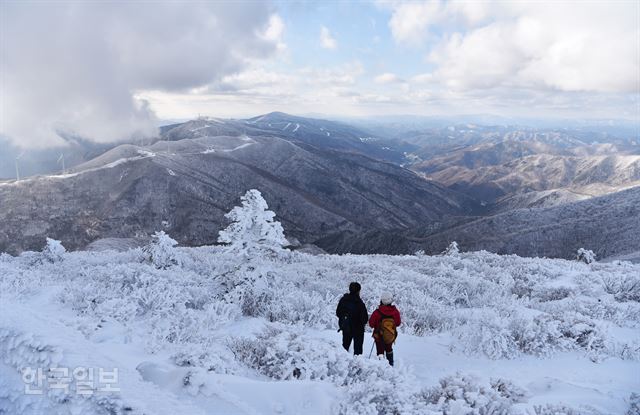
(397, 124, 638, 157)
(306, 182, 640, 260)
(3, 114, 639, 260)
(423, 153, 640, 204)
(405, 128, 640, 210)
(161, 112, 406, 164)
(1, 243, 638, 414)
(413, 140, 568, 174)
(414, 185, 640, 261)
(0, 135, 476, 255)
(2, 112, 407, 181)
(490, 188, 593, 212)
(412, 139, 640, 177)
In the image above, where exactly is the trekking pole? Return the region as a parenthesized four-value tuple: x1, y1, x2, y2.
(368, 341, 374, 358)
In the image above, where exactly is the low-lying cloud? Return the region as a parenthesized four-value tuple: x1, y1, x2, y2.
(1, 2, 281, 148)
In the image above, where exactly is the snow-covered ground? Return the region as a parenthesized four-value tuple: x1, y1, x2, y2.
(1, 240, 639, 414)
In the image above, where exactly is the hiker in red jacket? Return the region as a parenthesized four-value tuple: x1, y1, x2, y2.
(368, 292, 401, 366)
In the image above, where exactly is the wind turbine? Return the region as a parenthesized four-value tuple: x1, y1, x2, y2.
(15, 151, 24, 182)
(57, 153, 65, 174)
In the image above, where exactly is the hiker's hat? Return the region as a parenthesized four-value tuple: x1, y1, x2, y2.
(380, 292, 393, 305)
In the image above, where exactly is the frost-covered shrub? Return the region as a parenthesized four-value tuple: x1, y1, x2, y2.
(142, 231, 180, 269)
(557, 313, 605, 353)
(339, 364, 428, 415)
(531, 403, 598, 415)
(2, 238, 639, 411)
(531, 285, 575, 302)
(170, 336, 241, 375)
(53, 259, 231, 354)
(453, 310, 610, 359)
(422, 372, 515, 414)
(453, 311, 520, 359)
(442, 241, 460, 256)
(230, 325, 431, 415)
(42, 238, 66, 263)
(560, 313, 603, 350)
(1, 321, 133, 415)
(401, 296, 458, 335)
(218, 262, 274, 316)
(511, 274, 537, 299)
(490, 377, 528, 403)
(602, 274, 640, 303)
(605, 340, 640, 361)
(577, 248, 596, 264)
(229, 325, 345, 381)
(218, 189, 288, 253)
(628, 393, 640, 415)
(540, 295, 640, 330)
(261, 288, 335, 328)
(137, 292, 235, 351)
(509, 314, 566, 357)
(0, 327, 63, 370)
(216, 256, 336, 327)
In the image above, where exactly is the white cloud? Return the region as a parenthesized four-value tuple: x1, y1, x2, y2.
(261, 14, 287, 54)
(320, 26, 338, 50)
(139, 61, 366, 117)
(389, 1, 639, 98)
(446, 1, 492, 26)
(1, 2, 281, 148)
(428, 24, 525, 90)
(388, 0, 444, 45)
(374, 73, 403, 84)
(215, 68, 295, 93)
(427, 2, 639, 93)
(411, 73, 434, 83)
(300, 61, 364, 86)
(388, 1, 494, 45)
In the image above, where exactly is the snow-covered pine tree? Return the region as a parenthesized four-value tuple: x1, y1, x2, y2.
(443, 241, 460, 256)
(577, 248, 596, 264)
(143, 231, 179, 269)
(42, 238, 66, 263)
(218, 189, 288, 253)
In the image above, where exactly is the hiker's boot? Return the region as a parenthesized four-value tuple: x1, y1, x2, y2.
(386, 352, 394, 366)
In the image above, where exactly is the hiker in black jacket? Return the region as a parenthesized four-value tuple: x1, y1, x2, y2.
(336, 282, 368, 355)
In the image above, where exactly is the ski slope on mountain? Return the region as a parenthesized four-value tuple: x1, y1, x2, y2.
(1, 242, 638, 414)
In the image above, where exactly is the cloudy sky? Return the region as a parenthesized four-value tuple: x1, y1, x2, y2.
(1, 0, 639, 148)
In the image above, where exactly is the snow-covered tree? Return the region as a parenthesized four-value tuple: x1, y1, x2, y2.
(143, 231, 179, 269)
(42, 238, 66, 263)
(443, 241, 460, 256)
(576, 248, 596, 264)
(218, 189, 288, 252)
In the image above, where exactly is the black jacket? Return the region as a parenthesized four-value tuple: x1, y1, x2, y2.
(336, 293, 368, 332)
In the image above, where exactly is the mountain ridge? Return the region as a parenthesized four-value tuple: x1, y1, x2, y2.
(0, 133, 476, 255)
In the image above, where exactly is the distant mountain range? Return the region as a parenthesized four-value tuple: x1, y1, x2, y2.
(0, 112, 402, 179)
(0, 121, 476, 255)
(413, 185, 640, 260)
(162, 112, 407, 163)
(407, 131, 640, 210)
(1, 112, 638, 260)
